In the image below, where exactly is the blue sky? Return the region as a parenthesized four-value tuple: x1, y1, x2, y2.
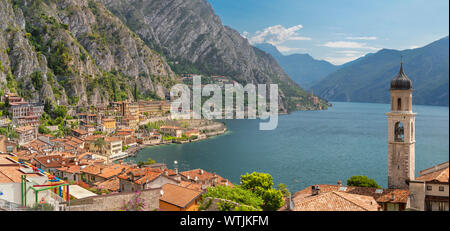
(208, 0, 449, 65)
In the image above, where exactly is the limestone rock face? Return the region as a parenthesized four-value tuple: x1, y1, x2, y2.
(1, 0, 326, 111)
(0, 0, 176, 106)
(100, 0, 327, 112)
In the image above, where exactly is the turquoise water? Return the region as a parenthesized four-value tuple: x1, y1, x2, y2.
(125, 102, 449, 192)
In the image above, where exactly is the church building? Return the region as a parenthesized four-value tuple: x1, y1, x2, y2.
(386, 62, 416, 189)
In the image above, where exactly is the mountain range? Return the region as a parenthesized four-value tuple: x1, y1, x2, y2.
(0, 0, 327, 112)
(312, 36, 449, 106)
(256, 43, 339, 89)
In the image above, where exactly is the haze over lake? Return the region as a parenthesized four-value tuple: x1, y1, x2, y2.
(126, 102, 449, 192)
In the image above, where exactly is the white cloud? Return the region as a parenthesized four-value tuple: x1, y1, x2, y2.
(345, 36, 377, 40)
(324, 55, 363, 65)
(409, 45, 420, 49)
(276, 45, 305, 53)
(321, 41, 379, 50)
(245, 24, 311, 45)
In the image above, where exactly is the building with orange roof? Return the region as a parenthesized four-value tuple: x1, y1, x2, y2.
(119, 116, 138, 129)
(80, 164, 130, 185)
(288, 191, 379, 211)
(283, 182, 410, 211)
(0, 135, 17, 153)
(159, 183, 203, 211)
(102, 118, 116, 134)
(118, 168, 179, 192)
(160, 125, 183, 138)
(56, 164, 82, 182)
(72, 128, 88, 138)
(184, 129, 200, 138)
(80, 125, 96, 136)
(115, 129, 137, 146)
(33, 155, 72, 174)
(14, 126, 38, 145)
(0, 153, 49, 207)
(94, 176, 121, 192)
(409, 161, 449, 211)
(7, 102, 43, 127)
(180, 169, 233, 189)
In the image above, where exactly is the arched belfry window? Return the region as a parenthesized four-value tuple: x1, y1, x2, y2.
(395, 122, 404, 142)
(397, 98, 402, 111)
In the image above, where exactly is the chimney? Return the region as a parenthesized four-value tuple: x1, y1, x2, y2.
(287, 195, 295, 211)
(200, 169, 204, 175)
(337, 180, 342, 187)
(164, 169, 168, 176)
(312, 185, 320, 196)
(175, 168, 178, 175)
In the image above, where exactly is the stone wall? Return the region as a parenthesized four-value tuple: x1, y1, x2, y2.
(64, 188, 161, 211)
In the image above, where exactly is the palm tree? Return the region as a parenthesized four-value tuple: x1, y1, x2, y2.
(94, 138, 106, 154)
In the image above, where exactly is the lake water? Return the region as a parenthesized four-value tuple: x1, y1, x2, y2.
(125, 102, 449, 192)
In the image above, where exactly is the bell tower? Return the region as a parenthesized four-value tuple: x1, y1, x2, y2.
(386, 62, 416, 189)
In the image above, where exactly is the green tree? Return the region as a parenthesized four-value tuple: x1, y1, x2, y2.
(201, 185, 263, 210)
(94, 138, 106, 153)
(38, 124, 51, 134)
(261, 188, 284, 211)
(240, 172, 285, 211)
(346, 176, 381, 188)
(137, 157, 156, 167)
(44, 98, 53, 115)
(277, 183, 291, 198)
(241, 172, 274, 196)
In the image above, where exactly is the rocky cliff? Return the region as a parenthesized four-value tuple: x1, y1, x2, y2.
(0, 0, 176, 106)
(1, 0, 327, 111)
(100, 0, 328, 111)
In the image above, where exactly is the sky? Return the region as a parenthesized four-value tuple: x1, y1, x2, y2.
(208, 0, 449, 65)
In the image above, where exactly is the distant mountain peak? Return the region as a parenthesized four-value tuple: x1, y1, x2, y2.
(255, 43, 339, 89)
(312, 36, 449, 106)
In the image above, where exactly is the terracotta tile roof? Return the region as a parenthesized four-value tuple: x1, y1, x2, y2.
(0, 154, 17, 165)
(116, 131, 133, 136)
(104, 136, 122, 143)
(95, 177, 120, 191)
(134, 171, 162, 185)
(292, 191, 379, 211)
(57, 165, 81, 174)
(180, 169, 216, 181)
(98, 164, 129, 179)
(81, 164, 129, 179)
(160, 183, 202, 208)
(84, 135, 104, 142)
(179, 181, 203, 192)
(67, 136, 84, 144)
(293, 184, 409, 204)
(0, 166, 42, 183)
(180, 169, 233, 186)
(118, 167, 163, 181)
(72, 129, 87, 135)
(117, 129, 134, 133)
(416, 163, 449, 183)
(34, 155, 66, 168)
(14, 126, 35, 133)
